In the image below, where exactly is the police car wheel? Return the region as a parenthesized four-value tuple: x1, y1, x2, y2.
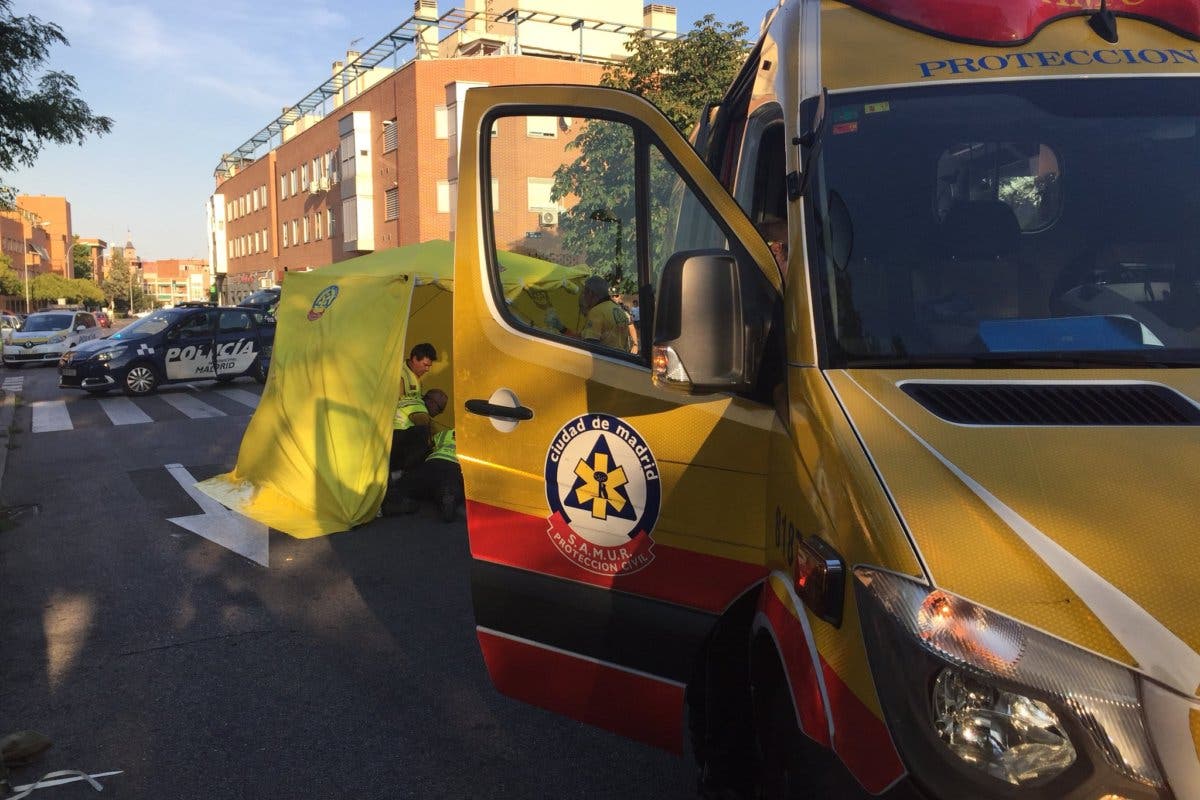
(124, 364, 159, 396)
(251, 357, 268, 384)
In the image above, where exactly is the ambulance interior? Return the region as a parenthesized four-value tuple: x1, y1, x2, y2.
(810, 77, 1200, 365)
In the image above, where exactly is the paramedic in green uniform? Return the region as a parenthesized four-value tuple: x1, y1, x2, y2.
(394, 427, 463, 523)
(544, 276, 632, 351)
(400, 342, 437, 403)
(390, 386, 446, 473)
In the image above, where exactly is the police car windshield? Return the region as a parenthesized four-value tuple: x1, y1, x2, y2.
(23, 314, 73, 332)
(111, 310, 179, 339)
(813, 77, 1200, 367)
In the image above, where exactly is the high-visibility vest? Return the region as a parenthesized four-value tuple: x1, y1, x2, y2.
(394, 396, 428, 430)
(427, 428, 457, 464)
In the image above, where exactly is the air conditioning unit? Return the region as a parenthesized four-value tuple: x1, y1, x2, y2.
(539, 210, 558, 226)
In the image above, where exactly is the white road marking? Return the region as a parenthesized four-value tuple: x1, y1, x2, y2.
(98, 396, 153, 425)
(165, 464, 269, 567)
(3, 377, 23, 391)
(159, 393, 226, 419)
(216, 388, 260, 409)
(31, 400, 72, 432)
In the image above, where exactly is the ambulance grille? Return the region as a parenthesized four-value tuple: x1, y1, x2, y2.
(900, 383, 1200, 426)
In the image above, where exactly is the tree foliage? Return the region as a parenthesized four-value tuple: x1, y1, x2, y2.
(0, 255, 22, 297)
(551, 15, 749, 291)
(0, 0, 113, 205)
(71, 236, 92, 279)
(100, 250, 149, 311)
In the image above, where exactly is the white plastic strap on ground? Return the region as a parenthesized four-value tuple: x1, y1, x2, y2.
(8, 769, 122, 797)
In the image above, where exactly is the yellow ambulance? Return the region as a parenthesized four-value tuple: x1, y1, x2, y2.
(453, 1, 1200, 797)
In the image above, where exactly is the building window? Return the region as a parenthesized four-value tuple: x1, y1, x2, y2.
(262, 227, 269, 250)
(527, 177, 556, 211)
(281, 222, 288, 248)
(341, 198, 356, 243)
(327, 151, 339, 184)
(291, 219, 298, 245)
(328, 209, 336, 237)
(260, 185, 267, 207)
(383, 119, 398, 152)
(526, 116, 558, 138)
(434, 106, 448, 139)
(302, 215, 309, 243)
(385, 187, 399, 220)
(490, 179, 500, 212)
(315, 211, 323, 240)
(290, 169, 297, 195)
(252, 190, 259, 212)
(280, 175, 288, 200)
(436, 180, 450, 214)
(339, 135, 354, 183)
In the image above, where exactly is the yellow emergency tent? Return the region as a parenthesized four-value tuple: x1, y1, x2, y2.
(197, 239, 586, 539)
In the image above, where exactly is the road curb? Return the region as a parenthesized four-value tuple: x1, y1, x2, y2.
(0, 393, 14, 492)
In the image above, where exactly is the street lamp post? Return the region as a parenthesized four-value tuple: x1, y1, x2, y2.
(22, 261, 30, 314)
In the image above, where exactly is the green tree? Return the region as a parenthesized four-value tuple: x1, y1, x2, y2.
(551, 15, 749, 290)
(30, 271, 72, 302)
(71, 236, 92, 279)
(0, 0, 113, 207)
(100, 250, 148, 312)
(0, 254, 22, 297)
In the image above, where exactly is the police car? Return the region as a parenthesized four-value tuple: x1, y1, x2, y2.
(4, 309, 102, 367)
(59, 303, 274, 395)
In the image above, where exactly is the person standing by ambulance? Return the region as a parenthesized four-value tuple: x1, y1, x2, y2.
(544, 276, 632, 352)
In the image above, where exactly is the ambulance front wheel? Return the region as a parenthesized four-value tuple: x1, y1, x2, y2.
(123, 363, 159, 396)
(753, 643, 809, 800)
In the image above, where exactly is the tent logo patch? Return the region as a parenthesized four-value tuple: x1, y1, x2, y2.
(544, 413, 661, 576)
(308, 285, 339, 321)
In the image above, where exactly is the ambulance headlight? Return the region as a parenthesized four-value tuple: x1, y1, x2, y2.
(854, 568, 1167, 799)
(94, 346, 125, 362)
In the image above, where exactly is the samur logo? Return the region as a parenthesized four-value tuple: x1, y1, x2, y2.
(307, 285, 339, 321)
(544, 413, 661, 576)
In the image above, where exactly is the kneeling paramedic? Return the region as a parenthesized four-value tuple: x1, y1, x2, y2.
(390, 388, 448, 474)
(393, 427, 462, 523)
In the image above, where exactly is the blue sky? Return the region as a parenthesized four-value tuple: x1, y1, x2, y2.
(9, 0, 757, 261)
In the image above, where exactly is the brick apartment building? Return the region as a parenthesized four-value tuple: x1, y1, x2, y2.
(0, 197, 72, 313)
(209, 0, 676, 303)
(140, 259, 210, 306)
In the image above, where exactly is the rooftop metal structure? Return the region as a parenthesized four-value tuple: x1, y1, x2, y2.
(214, 6, 677, 180)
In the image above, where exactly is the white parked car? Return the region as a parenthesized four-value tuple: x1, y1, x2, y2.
(3, 310, 102, 367)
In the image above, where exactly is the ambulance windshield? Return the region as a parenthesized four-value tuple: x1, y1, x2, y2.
(812, 77, 1200, 366)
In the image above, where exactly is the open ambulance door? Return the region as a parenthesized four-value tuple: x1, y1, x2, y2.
(454, 85, 785, 752)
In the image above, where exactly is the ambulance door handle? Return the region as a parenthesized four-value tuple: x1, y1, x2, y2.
(465, 398, 533, 421)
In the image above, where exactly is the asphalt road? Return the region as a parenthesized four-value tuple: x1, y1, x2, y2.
(0, 363, 696, 798)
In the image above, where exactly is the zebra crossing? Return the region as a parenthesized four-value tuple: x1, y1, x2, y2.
(29, 387, 262, 433)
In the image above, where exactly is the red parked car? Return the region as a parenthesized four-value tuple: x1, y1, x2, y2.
(93, 310, 112, 328)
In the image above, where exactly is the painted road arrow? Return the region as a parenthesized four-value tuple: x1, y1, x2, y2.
(165, 463, 269, 566)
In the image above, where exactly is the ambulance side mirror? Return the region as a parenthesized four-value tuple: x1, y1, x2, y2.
(651, 249, 754, 395)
